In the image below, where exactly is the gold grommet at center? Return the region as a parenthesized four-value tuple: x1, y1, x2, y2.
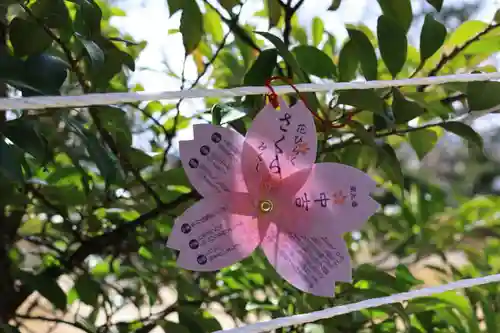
(259, 200, 273, 213)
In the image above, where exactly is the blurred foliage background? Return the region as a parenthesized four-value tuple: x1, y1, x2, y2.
(1, 0, 500, 332)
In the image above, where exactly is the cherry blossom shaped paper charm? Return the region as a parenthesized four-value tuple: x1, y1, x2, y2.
(167, 98, 379, 297)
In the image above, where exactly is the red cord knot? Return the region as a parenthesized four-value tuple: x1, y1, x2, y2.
(263, 76, 352, 129)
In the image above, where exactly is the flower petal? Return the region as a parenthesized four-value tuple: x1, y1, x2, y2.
(261, 222, 351, 297)
(241, 98, 317, 197)
(167, 192, 263, 271)
(281, 163, 379, 235)
(179, 124, 247, 197)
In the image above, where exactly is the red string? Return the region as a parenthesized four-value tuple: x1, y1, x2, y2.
(264, 76, 352, 129)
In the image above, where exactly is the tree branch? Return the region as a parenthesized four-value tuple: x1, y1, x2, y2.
(418, 22, 500, 91)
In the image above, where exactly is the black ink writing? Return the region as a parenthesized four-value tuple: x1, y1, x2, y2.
(295, 192, 311, 211)
(314, 192, 330, 208)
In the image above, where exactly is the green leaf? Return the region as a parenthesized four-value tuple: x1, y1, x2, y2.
(347, 28, 378, 80)
(292, 45, 336, 79)
(349, 121, 377, 147)
(420, 15, 447, 63)
(395, 264, 424, 287)
(180, 0, 203, 54)
(328, 0, 342, 11)
(80, 38, 105, 71)
(377, 0, 413, 33)
(408, 129, 438, 160)
(392, 88, 425, 124)
(74, 274, 102, 306)
(219, 0, 239, 12)
(466, 80, 500, 111)
(74, 0, 102, 38)
(31, 0, 72, 41)
(178, 307, 222, 332)
(22, 54, 68, 96)
(338, 89, 385, 115)
(9, 18, 53, 56)
(266, 0, 281, 28)
(0, 139, 24, 183)
(20, 271, 67, 310)
(377, 143, 404, 188)
(312, 17, 324, 46)
(167, 0, 183, 15)
(204, 7, 223, 43)
(426, 0, 443, 11)
(377, 15, 407, 78)
(243, 49, 277, 85)
(96, 106, 132, 148)
(440, 122, 484, 152)
(0, 324, 21, 333)
(68, 119, 125, 186)
(255, 31, 320, 111)
(160, 321, 190, 333)
(211, 104, 222, 126)
(2, 118, 50, 164)
(338, 39, 359, 82)
(255, 31, 306, 82)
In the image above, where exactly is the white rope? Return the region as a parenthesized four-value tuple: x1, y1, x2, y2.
(215, 273, 500, 333)
(1, 72, 500, 111)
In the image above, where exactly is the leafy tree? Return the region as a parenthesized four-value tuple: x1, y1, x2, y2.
(1, 0, 500, 332)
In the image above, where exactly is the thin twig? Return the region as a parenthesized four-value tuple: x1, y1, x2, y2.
(418, 22, 500, 91)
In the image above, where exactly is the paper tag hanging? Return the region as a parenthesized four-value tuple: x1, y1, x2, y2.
(167, 97, 379, 297)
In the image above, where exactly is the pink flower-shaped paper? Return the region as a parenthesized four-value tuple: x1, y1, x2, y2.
(167, 98, 379, 297)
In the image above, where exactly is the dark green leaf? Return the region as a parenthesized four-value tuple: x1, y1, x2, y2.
(180, 0, 203, 54)
(426, 0, 443, 11)
(219, 0, 239, 12)
(377, 15, 408, 78)
(2, 118, 50, 164)
(9, 18, 52, 56)
(178, 307, 222, 333)
(74, 0, 102, 38)
(338, 89, 385, 115)
(395, 264, 424, 286)
(328, 0, 342, 10)
(440, 122, 484, 152)
(67, 119, 125, 186)
(349, 121, 377, 147)
(0, 324, 20, 333)
(74, 274, 101, 306)
(255, 31, 320, 112)
(20, 271, 67, 310)
(22, 54, 68, 96)
(96, 106, 132, 148)
(267, 0, 281, 28)
(32, 0, 72, 29)
(255, 31, 306, 82)
(243, 48, 277, 85)
(160, 321, 190, 333)
(80, 38, 105, 71)
(0, 139, 24, 182)
(312, 17, 324, 46)
(408, 129, 438, 160)
(377, 0, 413, 32)
(338, 39, 359, 82)
(392, 88, 425, 124)
(420, 15, 447, 63)
(347, 28, 378, 80)
(292, 45, 336, 79)
(167, 0, 183, 16)
(211, 104, 222, 125)
(466, 80, 500, 111)
(377, 143, 404, 188)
